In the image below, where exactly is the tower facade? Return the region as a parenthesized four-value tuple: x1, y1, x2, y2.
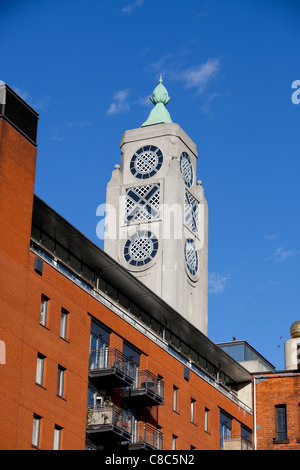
(104, 79, 208, 334)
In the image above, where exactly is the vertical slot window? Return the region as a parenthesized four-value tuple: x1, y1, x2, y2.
(53, 425, 62, 450)
(32, 414, 42, 448)
(39, 294, 49, 327)
(205, 408, 210, 433)
(57, 365, 66, 398)
(191, 398, 196, 423)
(60, 308, 69, 340)
(173, 386, 178, 412)
(36, 353, 45, 386)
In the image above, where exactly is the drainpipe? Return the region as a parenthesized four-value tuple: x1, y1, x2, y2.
(253, 377, 257, 450)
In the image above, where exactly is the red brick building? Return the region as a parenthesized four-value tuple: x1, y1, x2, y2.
(253, 373, 300, 450)
(252, 322, 300, 450)
(0, 83, 255, 450)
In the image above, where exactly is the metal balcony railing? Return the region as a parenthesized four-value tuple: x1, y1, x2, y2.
(135, 369, 164, 401)
(131, 423, 163, 450)
(89, 348, 137, 384)
(122, 369, 164, 406)
(87, 404, 133, 440)
(220, 435, 253, 450)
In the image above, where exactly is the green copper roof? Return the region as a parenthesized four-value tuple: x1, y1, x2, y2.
(141, 76, 173, 127)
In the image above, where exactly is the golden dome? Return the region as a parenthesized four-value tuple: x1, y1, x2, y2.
(290, 321, 300, 338)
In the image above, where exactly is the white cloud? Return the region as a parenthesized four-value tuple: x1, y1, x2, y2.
(180, 58, 221, 94)
(134, 95, 152, 107)
(266, 246, 300, 263)
(50, 121, 93, 142)
(107, 89, 131, 115)
(208, 272, 230, 294)
(12, 85, 50, 111)
(264, 234, 279, 241)
(122, 0, 144, 14)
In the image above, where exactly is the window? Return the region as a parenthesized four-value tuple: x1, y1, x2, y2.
(125, 184, 160, 222)
(36, 353, 45, 386)
(53, 425, 62, 450)
(123, 342, 141, 366)
(172, 434, 177, 450)
(90, 321, 110, 371)
(241, 425, 252, 449)
(173, 386, 178, 412)
(220, 410, 232, 450)
(191, 398, 196, 423)
(39, 294, 49, 326)
(60, 308, 69, 340)
(123, 342, 140, 378)
(275, 405, 288, 441)
(32, 414, 41, 448)
(57, 365, 65, 398)
(185, 190, 199, 235)
(205, 408, 210, 433)
(90, 321, 110, 350)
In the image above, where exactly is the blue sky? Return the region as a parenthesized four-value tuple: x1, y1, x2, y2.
(2, 0, 300, 370)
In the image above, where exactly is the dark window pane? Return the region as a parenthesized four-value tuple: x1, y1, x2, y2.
(275, 405, 287, 441)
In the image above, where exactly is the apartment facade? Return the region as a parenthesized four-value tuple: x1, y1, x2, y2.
(0, 83, 255, 450)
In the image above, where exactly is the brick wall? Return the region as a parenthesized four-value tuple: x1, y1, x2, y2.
(253, 374, 300, 450)
(0, 119, 37, 449)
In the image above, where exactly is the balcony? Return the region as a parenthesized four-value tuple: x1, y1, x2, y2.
(122, 369, 164, 407)
(89, 348, 137, 387)
(130, 423, 163, 451)
(86, 404, 133, 443)
(220, 435, 253, 450)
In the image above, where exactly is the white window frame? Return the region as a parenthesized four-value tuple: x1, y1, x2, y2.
(53, 425, 62, 450)
(205, 408, 210, 432)
(173, 386, 178, 412)
(191, 398, 195, 424)
(60, 308, 69, 340)
(57, 365, 65, 398)
(32, 414, 41, 448)
(39, 295, 49, 326)
(36, 353, 45, 386)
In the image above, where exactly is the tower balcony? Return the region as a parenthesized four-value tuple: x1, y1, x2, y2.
(89, 348, 137, 388)
(130, 422, 163, 451)
(86, 404, 133, 442)
(122, 369, 164, 406)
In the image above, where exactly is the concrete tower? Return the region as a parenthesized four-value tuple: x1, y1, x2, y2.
(104, 78, 208, 334)
(285, 321, 300, 370)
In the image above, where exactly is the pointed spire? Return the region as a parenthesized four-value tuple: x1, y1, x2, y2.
(141, 76, 173, 127)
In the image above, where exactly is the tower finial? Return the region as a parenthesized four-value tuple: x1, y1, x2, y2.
(141, 76, 172, 127)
